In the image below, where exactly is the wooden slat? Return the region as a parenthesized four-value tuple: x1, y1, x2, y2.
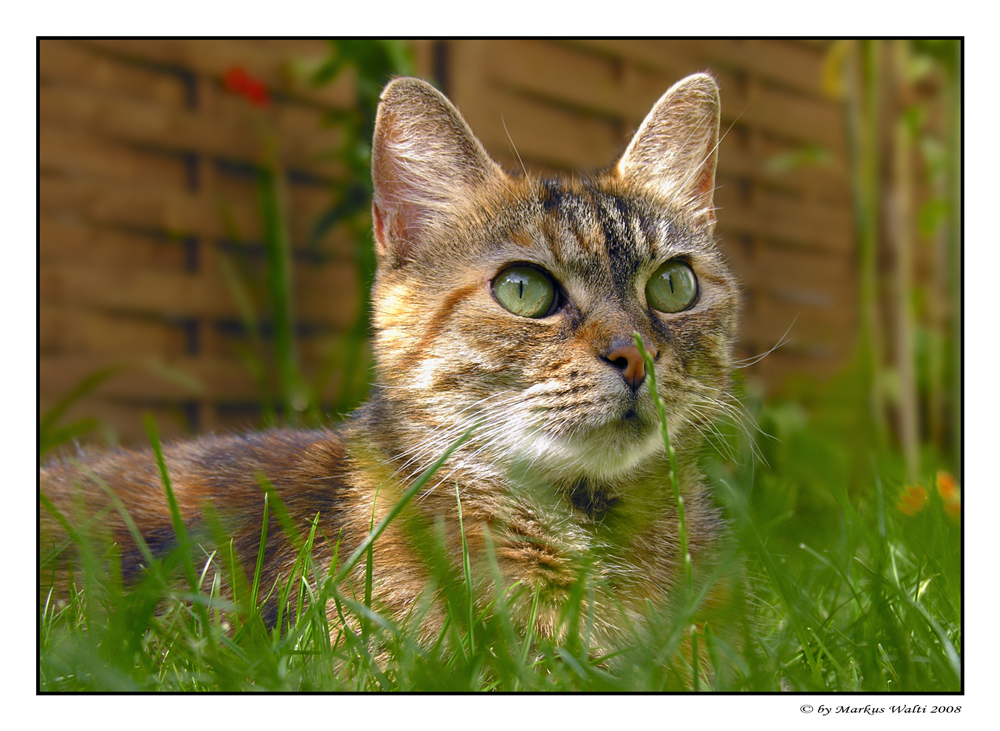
(661, 39, 830, 97)
(41, 173, 253, 240)
(40, 217, 190, 269)
(749, 137, 851, 203)
(483, 40, 624, 117)
(723, 242, 856, 356)
(40, 303, 190, 355)
(39, 261, 360, 328)
(39, 350, 358, 403)
(40, 397, 196, 448)
(741, 84, 844, 153)
(560, 39, 695, 95)
(711, 141, 849, 208)
(39, 40, 188, 108)
(741, 301, 856, 353)
(751, 242, 856, 296)
(39, 84, 343, 179)
(715, 187, 854, 254)
(474, 87, 623, 172)
(39, 175, 354, 255)
(40, 125, 190, 189)
(296, 266, 364, 325)
(751, 287, 856, 344)
(40, 354, 255, 401)
(80, 39, 357, 110)
(563, 39, 844, 152)
(472, 41, 850, 200)
(38, 39, 375, 444)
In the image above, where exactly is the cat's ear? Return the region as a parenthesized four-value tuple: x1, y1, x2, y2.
(371, 77, 506, 266)
(615, 73, 721, 226)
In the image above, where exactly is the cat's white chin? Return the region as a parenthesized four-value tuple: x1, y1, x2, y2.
(514, 422, 665, 481)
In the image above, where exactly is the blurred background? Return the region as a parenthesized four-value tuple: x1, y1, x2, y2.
(38, 39, 961, 485)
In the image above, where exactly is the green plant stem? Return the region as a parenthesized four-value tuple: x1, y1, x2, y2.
(945, 44, 962, 477)
(845, 40, 889, 448)
(634, 333, 691, 590)
(258, 144, 307, 421)
(891, 39, 920, 481)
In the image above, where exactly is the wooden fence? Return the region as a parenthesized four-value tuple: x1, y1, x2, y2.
(40, 39, 368, 444)
(40, 39, 858, 446)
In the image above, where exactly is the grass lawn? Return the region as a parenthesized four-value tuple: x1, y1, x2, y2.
(38, 370, 961, 693)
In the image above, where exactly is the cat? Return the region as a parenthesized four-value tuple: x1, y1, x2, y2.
(40, 73, 740, 652)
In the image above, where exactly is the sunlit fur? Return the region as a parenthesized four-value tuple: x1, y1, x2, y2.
(41, 74, 740, 648)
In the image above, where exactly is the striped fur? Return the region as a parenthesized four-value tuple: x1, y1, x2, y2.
(41, 74, 740, 648)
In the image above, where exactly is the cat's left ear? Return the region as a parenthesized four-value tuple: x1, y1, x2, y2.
(371, 77, 507, 267)
(615, 73, 721, 226)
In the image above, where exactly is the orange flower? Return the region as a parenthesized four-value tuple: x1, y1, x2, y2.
(897, 485, 928, 516)
(936, 471, 961, 518)
(936, 471, 957, 501)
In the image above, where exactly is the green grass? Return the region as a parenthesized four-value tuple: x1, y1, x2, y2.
(38, 369, 961, 693)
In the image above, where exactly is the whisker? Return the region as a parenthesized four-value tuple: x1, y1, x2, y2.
(734, 316, 798, 368)
(501, 115, 528, 178)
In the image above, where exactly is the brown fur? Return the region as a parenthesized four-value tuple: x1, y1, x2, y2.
(40, 74, 740, 650)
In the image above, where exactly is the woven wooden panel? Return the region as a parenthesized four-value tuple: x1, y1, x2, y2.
(40, 39, 857, 447)
(39, 39, 366, 445)
(422, 39, 857, 392)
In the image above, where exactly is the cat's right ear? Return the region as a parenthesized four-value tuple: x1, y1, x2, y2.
(371, 78, 506, 267)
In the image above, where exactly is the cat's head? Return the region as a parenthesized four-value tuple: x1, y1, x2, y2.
(368, 75, 739, 485)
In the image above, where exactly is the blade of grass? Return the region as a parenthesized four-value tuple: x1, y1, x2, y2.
(144, 415, 203, 612)
(455, 481, 475, 656)
(853, 556, 961, 685)
(690, 624, 701, 691)
(362, 484, 381, 645)
(717, 477, 823, 683)
(250, 493, 270, 621)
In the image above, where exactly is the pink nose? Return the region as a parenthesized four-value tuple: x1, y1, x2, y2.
(604, 341, 657, 391)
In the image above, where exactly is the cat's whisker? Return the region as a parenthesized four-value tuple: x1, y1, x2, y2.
(380, 390, 524, 475)
(734, 316, 798, 368)
(501, 115, 528, 179)
(391, 393, 537, 497)
(416, 412, 547, 502)
(676, 383, 772, 468)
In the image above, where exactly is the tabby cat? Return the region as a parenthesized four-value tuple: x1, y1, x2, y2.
(40, 73, 740, 650)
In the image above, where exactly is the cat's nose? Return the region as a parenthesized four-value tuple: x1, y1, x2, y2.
(603, 339, 657, 392)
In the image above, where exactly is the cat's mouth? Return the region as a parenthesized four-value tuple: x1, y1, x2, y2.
(621, 406, 641, 422)
(531, 400, 662, 478)
(583, 387, 656, 436)
(501, 383, 667, 479)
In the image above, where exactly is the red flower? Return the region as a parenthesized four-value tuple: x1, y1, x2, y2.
(223, 66, 269, 108)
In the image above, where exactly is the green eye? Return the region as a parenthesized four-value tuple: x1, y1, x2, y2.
(492, 265, 557, 318)
(646, 260, 698, 313)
